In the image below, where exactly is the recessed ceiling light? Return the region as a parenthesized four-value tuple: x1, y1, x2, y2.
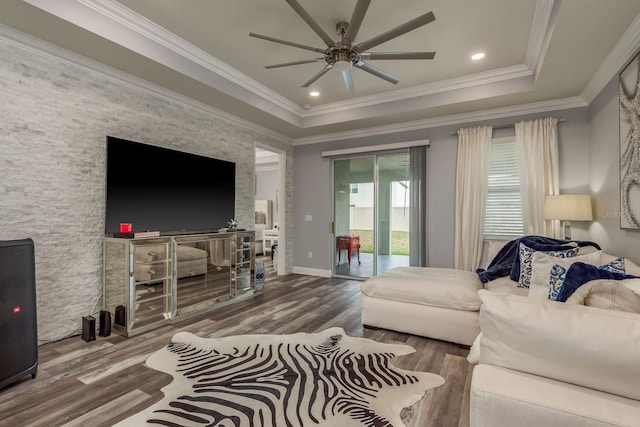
(309, 91, 320, 97)
(471, 52, 485, 61)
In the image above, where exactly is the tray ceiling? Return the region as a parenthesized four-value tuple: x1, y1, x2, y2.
(1, 0, 640, 142)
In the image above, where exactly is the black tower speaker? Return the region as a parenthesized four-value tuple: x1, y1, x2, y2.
(0, 239, 38, 390)
(99, 310, 111, 337)
(82, 316, 96, 342)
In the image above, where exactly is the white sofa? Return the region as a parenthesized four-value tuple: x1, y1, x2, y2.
(471, 291, 640, 427)
(361, 241, 640, 426)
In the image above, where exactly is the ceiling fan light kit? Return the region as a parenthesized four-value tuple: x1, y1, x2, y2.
(250, 0, 436, 93)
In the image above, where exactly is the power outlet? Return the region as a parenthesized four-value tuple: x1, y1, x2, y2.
(308, 251, 313, 258)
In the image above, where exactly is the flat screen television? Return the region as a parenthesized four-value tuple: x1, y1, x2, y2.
(105, 136, 235, 235)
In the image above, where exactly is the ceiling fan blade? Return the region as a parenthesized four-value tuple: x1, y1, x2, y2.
(360, 52, 436, 60)
(284, 0, 335, 47)
(302, 64, 333, 87)
(265, 58, 324, 69)
(355, 61, 400, 85)
(342, 70, 355, 93)
(343, 0, 371, 47)
(249, 32, 326, 54)
(355, 11, 435, 52)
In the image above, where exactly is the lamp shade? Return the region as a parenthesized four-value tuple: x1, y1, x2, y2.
(545, 195, 593, 221)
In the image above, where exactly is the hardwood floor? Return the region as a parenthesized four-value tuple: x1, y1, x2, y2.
(0, 256, 473, 426)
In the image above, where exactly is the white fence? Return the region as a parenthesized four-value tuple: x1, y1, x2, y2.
(349, 207, 410, 231)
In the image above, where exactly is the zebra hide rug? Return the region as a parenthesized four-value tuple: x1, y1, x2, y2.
(117, 327, 445, 427)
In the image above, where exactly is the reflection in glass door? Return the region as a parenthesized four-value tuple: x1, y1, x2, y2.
(332, 151, 413, 279)
(376, 153, 411, 275)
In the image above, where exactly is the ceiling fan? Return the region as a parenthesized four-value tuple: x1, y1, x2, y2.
(249, 0, 436, 93)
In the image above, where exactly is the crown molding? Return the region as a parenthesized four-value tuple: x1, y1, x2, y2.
(292, 96, 587, 145)
(300, 69, 536, 128)
(525, 0, 561, 80)
(581, 12, 640, 103)
(302, 65, 532, 117)
(0, 22, 293, 145)
(22, 0, 303, 127)
(76, 0, 303, 115)
(22, 0, 557, 131)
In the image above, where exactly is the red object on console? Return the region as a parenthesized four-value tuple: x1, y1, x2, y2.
(119, 223, 132, 233)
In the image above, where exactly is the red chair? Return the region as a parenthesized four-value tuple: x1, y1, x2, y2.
(337, 235, 360, 265)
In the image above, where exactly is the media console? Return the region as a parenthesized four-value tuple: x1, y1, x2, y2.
(103, 231, 254, 337)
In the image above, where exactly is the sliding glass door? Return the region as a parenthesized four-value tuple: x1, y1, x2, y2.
(332, 149, 423, 279)
(376, 153, 412, 274)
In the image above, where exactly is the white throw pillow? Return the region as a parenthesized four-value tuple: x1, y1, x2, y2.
(528, 250, 601, 300)
(516, 243, 579, 288)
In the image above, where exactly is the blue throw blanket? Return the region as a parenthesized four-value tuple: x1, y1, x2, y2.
(556, 262, 639, 302)
(476, 235, 601, 283)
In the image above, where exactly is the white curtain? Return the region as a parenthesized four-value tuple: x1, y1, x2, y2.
(455, 126, 492, 271)
(515, 117, 559, 236)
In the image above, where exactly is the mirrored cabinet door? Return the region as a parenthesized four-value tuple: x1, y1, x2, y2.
(233, 232, 255, 295)
(130, 240, 172, 329)
(173, 234, 233, 319)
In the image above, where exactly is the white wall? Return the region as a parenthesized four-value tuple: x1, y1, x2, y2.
(589, 77, 640, 263)
(0, 40, 292, 342)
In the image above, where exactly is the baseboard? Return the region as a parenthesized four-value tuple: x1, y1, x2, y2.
(292, 266, 332, 277)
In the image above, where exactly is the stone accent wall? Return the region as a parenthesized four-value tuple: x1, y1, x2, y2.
(0, 41, 292, 343)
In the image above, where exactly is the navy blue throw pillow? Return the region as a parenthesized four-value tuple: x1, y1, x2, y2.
(556, 262, 639, 302)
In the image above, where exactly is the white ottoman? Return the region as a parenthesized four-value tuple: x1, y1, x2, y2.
(361, 267, 483, 345)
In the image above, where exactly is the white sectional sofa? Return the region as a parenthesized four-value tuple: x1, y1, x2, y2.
(361, 238, 640, 426)
(471, 291, 640, 427)
(361, 266, 487, 346)
(361, 239, 639, 345)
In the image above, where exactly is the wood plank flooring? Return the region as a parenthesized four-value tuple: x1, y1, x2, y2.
(0, 257, 473, 427)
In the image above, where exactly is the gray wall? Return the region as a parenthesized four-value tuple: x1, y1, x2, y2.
(0, 41, 292, 343)
(589, 77, 640, 263)
(293, 107, 592, 272)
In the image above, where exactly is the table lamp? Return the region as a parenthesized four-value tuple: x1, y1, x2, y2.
(544, 194, 593, 239)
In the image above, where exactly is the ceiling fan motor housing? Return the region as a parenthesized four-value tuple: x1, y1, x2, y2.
(326, 48, 359, 70)
(250, 0, 436, 92)
(327, 21, 359, 70)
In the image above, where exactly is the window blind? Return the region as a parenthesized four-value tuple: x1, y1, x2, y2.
(484, 137, 523, 239)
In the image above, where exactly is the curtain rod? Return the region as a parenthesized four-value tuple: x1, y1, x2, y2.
(449, 118, 566, 136)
